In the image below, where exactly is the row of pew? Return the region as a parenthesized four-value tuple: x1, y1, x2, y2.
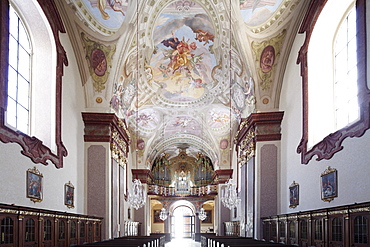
(74, 234, 165, 247)
(201, 234, 295, 247)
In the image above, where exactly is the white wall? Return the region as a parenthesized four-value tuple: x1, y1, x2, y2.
(0, 32, 86, 214)
(279, 32, 370, 214)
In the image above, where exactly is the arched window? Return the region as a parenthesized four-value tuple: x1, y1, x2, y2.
(70, 221, 77, 239)
(279, 221, 285, 238)
(332, 217, 343, 242)
(88, 222, 93, 237)
(314, 219, 323, 240)
(43, 219, 52, 240)
(297, 0, 369, 164)
(58, 220, 65, 239)
(1, 217, 14, 244)
(333, 7, 358, 130)
(25, 218, 35, 242)
(80, 221, 85, 238)
(7, 5, 31, 134)
(300, 220, 307, 239)
(95, 222, 100, 237)
(289, 221, 296, 239)
(0, 0, 68, 168)
(354, 216, 368, 244)
(271, 221, 277, 237)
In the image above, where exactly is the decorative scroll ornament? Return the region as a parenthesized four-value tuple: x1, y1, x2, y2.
(127, 179, 146, 210)
(238, 129, 256, 165)
(198, 208, 207, 221)
(251, 29, 286, 90)
(221, 179, 241, 210)
(111, 129, 128, 168)
(159, 208, 168, 221)
(81, 32, 116, 92)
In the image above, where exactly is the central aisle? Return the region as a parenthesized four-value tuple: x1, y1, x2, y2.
(165, 238, 201, 247)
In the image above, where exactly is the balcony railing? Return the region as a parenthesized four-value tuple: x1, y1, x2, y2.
(147, 184, 218, 197)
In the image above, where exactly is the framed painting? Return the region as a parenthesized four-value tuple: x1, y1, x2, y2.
(27, 167, 43, 203)
(321, 166, 338, 202)
(289, 181, 299, 208)
(203, 210, 212, 224)
(65, 181, 75, 208)
(153, 210, 161, 223)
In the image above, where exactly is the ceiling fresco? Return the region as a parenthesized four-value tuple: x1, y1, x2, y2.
(150, 3, 216, 102)
(65, 0, 309, 168)
(239, 0, 284, 26)
(72, 0, 128, 35)
(107, 0, 257, 168)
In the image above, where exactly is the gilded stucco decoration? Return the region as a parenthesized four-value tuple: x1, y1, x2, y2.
(251, 29, 286, 90)
(81, 32, 116, 92)
(238, 129, 255, 165)
(111, 129, 128, 168)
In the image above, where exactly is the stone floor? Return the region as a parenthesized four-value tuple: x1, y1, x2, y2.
(165, 238, 201, 247)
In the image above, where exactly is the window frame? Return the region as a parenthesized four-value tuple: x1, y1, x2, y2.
(296, 0, 369, 164)
(0, 0, 68, 168)
(7, 6, 32, 134)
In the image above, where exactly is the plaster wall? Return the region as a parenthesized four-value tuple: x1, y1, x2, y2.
(279, 28, 370, 214)
(0, 32, 86, 214)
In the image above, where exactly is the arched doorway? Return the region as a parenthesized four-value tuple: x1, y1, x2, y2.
(171, 206, 194, 238)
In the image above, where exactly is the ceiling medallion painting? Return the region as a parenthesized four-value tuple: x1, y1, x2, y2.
(72, 0, 128, 34)
(239, 0, 284, 26)
(251, 29, 286, 90)
(81, 33, 116, 92)
(150, 2, 216, 102)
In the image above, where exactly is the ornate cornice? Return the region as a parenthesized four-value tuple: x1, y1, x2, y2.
(82, 112, 130, 143)
(131, 169, 153, 184)
(235, 112, 284, 164)
(211, 169, 233, 184)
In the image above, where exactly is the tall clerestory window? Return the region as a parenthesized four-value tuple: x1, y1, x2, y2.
(7, 6, 31, 134)
(333, 6, 359, 130)
(297, 0, 368, 164)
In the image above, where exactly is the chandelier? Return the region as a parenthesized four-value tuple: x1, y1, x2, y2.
(198, 208, 207, 221)
(159, 208, 168, 221)
(221, 178, 240, 210)
(128, 179, 146, 210)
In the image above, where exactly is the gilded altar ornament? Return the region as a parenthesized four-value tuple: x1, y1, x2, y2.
(252, 29, 286, 90)
(81, 32, 116, 92)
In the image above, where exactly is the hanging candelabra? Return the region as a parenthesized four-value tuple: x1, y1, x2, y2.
(221, 178, 240, 210)
(198, 208, 207, 221)
(159, 208, 168, 221)
(128, 179, 146, 210)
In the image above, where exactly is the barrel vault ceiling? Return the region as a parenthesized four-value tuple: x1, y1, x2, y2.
(57, 0, 309, 168)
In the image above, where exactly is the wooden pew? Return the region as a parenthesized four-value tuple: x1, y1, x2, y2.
(202, 235, 295, 247)
(74, 235, 164, 247)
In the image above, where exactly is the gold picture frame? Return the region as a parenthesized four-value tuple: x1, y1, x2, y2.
(26, 167, 43, 203)
(289, 181, 299, 208)
(321, 166, 338, 202)
(65, 181, 75, 209)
